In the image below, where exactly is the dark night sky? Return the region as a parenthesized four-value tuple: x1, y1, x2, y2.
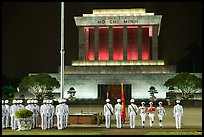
(2, 2, 202, 80)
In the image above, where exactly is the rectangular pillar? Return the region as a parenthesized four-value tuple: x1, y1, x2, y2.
(123, 26, 127, 60)
(94, 26, 99, 60)
(137, 26, 142, 60)
(109, 26, 113, 60)
(78, 27, 84, 60)
(152, 25, 158, 60)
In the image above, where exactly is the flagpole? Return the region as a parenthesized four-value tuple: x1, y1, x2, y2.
(60, 2, 65, 99)
(121, 83, 126, 124)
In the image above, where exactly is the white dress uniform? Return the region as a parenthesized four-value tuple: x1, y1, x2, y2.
(115, 99, 122, 128)
(62, 100, 69, 128)
(40, 100, 48, 130)
(25, 100, 34, 128)
(4, 100, 10, 128)
(47, 100, 55, 128)
(2, 100, 6, 129)
(156, 102, 166, 128)
(138, 102, 147, 128)
(56, 99, 64, 129)
(128, 99, 138, 128)
(173, 100, 183, 129)
(104, 99, 114, 128)
(33, 100, 40, 128)
(10, 100, 18, 130)
(147, 102, 155, 128)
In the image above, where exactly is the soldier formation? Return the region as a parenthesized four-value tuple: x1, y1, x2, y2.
(103, 98, 183, 129)
(2, 98, 183, 130)
(2, 99, 69, 131)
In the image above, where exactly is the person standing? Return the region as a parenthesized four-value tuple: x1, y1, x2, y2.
(33, 100, 40, 128)
(56, 99, 64, 129)
(128, 99, 138, 129)
(40, 100, 48, 130)
(173, 100, 183, 129)
(62, 99, 69, 128)
(147, 102, 155, 128)
(10, 100, 18, 130)
(25, 99, 34, 128)
(104, 98, 114, 128)
(156, 101, 166, 128)
(2, 100, 6, 129)
(4, 100, 10, 128)
(115, 99, 122, 128)
(138, 101, 147, 128)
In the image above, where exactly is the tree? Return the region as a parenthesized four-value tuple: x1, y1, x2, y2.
(164, 72, 202, 100)
(18, 73, 60, 101)
(2, 85, 15, 99)
(148, 86, 158, 101)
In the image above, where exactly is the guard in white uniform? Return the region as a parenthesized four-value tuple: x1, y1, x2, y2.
(48, 100, 55, 128)
(115, 99, 122, 128)
(128, 99, 138, 128)
(147, 102, 155, 128)
(56, 99, 64, 129)
(62, 99, 69, 128)
(4, 100, 10, 128)
(104, 98, 114, 128)
(138, 101, 147, 128)
(2, 100, 6, 129)
(40, 100, 48, 130)
(173, 100, 183, 129)
(33, 100, 40, 128)
(10, 100, 18, 130)
(156, 101, 166, 128)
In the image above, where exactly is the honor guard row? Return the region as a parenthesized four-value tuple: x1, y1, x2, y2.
(2, 99, 69, 131)
(103, 99, 183, 129)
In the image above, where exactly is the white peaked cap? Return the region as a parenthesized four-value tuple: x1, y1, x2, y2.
(58, 99, 63, 103)
(158, 101, 163, 104)
(117, 99, 121, 102)
(130, 99, 134, 103)
(34, 100, 38, 103)
(149, 102, 153, 105)
(176, 100, 180, 103)
(141, 101, 145, 104)
(50, 100, 53, 103)
(106, 98, 110, 102)
(2, 100, 4, 103)
(19, 100, 23, 103)
(5, 100, 9, 103)
(27, 100, 31, 104)
(43, 100, 46, 103)
(12, 100, 16, 104)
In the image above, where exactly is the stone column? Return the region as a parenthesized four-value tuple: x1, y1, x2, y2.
(109, 26, 113, 60)
(123, 26, 127, 60)
(78, 27, 84, 60)
(152, 25, 158, 60)
(137, 26, 142, 60)
(94, 26, 99, 60)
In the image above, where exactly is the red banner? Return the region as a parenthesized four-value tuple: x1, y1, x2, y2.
(121, 83, 126, 124)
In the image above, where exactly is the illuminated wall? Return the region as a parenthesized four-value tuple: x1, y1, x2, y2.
(113, 26, 123, 60)
(142, 27, 150, 60)
(84, 26, 152, 61)
(98, 27, 109, 60)
(127, 26, 138, 60)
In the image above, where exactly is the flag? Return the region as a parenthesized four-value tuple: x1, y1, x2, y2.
(121, 83, 126, 124)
